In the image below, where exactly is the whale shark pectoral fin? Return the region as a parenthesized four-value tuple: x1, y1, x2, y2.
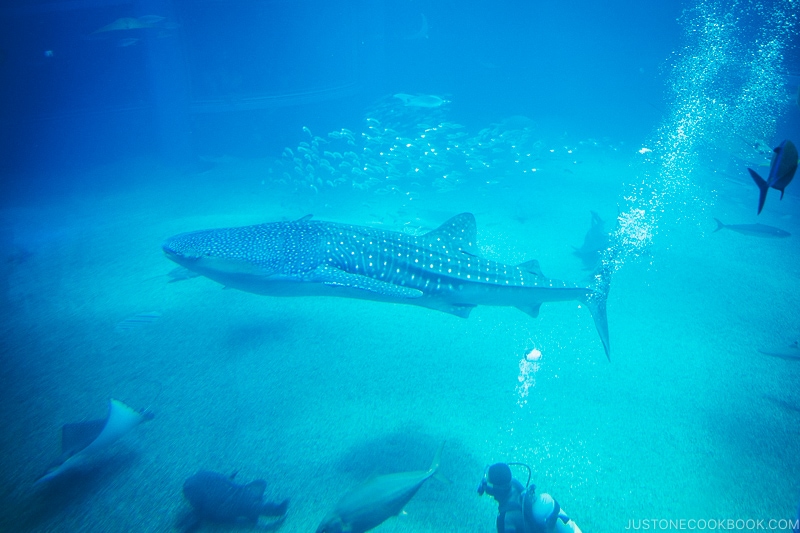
(315, 267, 424, 299)
(515, 303, 542, 318)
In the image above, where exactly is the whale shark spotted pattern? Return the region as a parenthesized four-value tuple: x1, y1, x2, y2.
(163, 213, 611, 358)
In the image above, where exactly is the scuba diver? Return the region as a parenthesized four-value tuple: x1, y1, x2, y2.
(477, 462, 582, 533)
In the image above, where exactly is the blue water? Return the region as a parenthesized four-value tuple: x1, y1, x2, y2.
(1, 0, 799, 532)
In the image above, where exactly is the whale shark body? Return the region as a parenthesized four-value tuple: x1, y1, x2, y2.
(163, 213, 611, 358)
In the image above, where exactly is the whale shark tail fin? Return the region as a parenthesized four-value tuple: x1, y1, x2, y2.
(582, 258, 613, 361)
(748, 168, 769, 215)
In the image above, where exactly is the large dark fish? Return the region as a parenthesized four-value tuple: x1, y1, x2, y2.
(713, 219, 790, 238)
(748, 139, 798, 214)
(316, 442, 444, 533)
(162, 213, 611, 359)
(757, 340, 800, 361)
(182, 471, 287, 532)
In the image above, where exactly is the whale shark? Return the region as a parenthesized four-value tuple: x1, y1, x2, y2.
(162, 213, 611, 358)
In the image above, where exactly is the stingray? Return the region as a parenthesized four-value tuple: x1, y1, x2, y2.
(36, 399, 153, 484)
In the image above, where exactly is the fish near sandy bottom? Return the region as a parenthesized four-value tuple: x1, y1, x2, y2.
(182, 471, 288, 531)
(757, 340, 800, 360)
(713, 219, 790, 238)
(162, 213, 611, 359)
(316, 442, 445, 533)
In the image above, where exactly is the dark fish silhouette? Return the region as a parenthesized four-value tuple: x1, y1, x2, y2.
(163, 213, 611, 359)
(182, 471, 288, 532)
(317, 442, 444, 533)
(758, 340, 800, 361)
(748, 139, 798, 214)
(713, 219, 790, 238)
(572, 211, 610, 270)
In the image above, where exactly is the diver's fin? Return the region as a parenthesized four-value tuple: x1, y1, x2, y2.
(748, 168, 769, 215)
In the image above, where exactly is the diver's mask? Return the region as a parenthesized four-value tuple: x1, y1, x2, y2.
(477, 462, 532, 497)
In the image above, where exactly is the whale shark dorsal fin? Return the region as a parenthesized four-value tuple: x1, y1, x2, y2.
(296, 214, 313, 222)
(423, 213, 478, 254)
(517, 259, 544, 278)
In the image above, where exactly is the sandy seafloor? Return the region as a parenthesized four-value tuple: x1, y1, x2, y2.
(1, 148, 799, 532)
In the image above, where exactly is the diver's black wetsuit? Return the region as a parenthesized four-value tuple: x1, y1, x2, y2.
(494, 478, 527, 533)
